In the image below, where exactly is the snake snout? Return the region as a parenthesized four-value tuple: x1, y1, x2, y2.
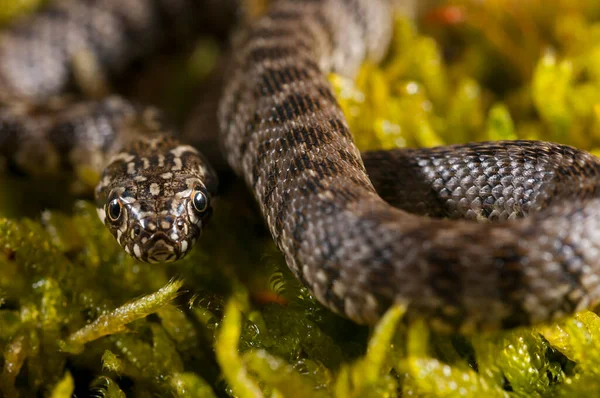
(144, 233, 178, 263)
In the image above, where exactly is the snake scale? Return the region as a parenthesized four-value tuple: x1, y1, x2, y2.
(1, 0, 600, 333)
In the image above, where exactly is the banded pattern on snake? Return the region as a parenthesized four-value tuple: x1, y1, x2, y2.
(1, 0, 600, 332)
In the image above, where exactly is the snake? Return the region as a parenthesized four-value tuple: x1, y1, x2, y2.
(1, 0, 600, 333)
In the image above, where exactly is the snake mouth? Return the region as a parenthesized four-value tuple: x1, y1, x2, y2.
(144, 236, 178, 263)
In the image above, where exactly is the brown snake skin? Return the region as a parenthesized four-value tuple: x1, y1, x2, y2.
(1, 0, 600, 332)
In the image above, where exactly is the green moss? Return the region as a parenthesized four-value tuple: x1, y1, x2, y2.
(49, 371, 74, 398)
(3, 1, 600, 397)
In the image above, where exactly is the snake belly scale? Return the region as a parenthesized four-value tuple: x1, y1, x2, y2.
(1, 0, 600, 332)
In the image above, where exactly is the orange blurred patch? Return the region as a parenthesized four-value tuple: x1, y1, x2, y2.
(251, 290, 289, 306)
(424, 5, 466, 26)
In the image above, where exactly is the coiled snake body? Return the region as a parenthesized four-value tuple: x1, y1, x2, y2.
(2, 0, 600, 332)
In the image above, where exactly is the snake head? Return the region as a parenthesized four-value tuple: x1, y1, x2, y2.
(95, 139, 217, 263)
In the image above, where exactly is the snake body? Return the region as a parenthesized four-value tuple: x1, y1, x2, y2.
(2, 0, 600, 331)
(218, 0, 600, 331)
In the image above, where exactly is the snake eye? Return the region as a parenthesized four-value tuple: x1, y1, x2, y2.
(107, 199, 122, 222)
(192, 188, 209, 214)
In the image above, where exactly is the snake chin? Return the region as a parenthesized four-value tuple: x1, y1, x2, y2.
(142, 232, 184, 264)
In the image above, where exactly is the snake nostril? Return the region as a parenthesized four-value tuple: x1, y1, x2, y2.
(176, 218, 185, 231)
(132, 224, 141, 237)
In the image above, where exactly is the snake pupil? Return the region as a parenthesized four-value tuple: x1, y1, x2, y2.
(192, 190, 208, 214)
(108, 199, 122, 221)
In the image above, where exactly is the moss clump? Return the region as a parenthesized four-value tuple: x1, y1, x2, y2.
(3, 1, 600, 397)
(332, 1, 600, 155)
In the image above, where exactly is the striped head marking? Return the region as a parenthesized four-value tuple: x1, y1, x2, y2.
(95, 140, 217, 263)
